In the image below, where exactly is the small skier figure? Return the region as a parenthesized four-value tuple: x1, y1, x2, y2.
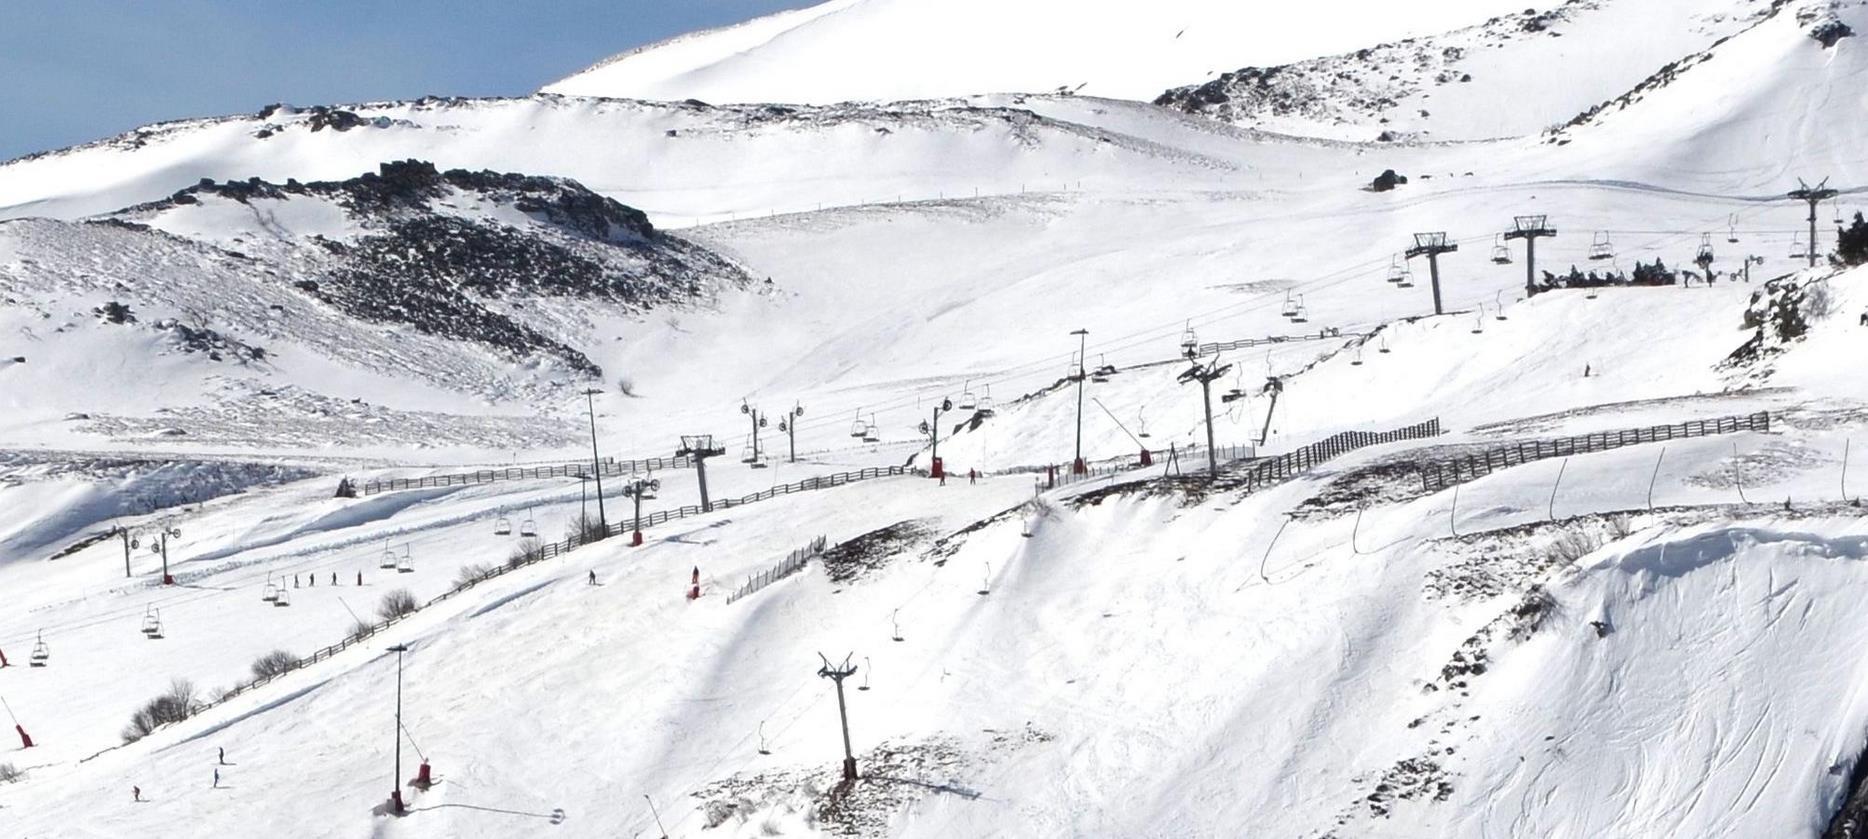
(938, 470, 947, 486)
(587, 570, 597, 586)
(133, 786, 141, 802)
(357, 572, 363, 586)
(1584, 364, 1592, 378)
(218, 746, 226, 765)
(293, 574, 300, 588)
(968, 468, 977, 485)
(212, 768, 220, 788)
(309, 573, 315, 587)
(332, 572, 338, 586)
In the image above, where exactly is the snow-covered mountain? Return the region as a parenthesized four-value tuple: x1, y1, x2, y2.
(5, 1, 1868, 837)
(542, 0, 1549, 107)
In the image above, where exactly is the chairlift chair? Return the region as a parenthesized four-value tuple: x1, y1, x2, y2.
(1471, 308, 1485, 334)
(519, 509, 537, 538)
(1290, 295, 1310, 324)
(397, 547, 415, 574)
(1727, 214, 1739, 244)
(1789, 231, 1807, 259)
(848, 411, 868, 439)
(977, 385, 996, 417)
(1588, 231, 1614, 261)
(1137, 413, 1150, 438)
(863, 414, 881, 444)
(30, 631, 49, 666)
(379, 547, 398, 570)
(1495, 291, 1509, 321)
(1490, 234, 1512, 265)
(273, 587, 291, 607)
(1179, 322, 1199, 358)
(1696, 233, 1715, 266)
(142, 606, 163, 639)
(1379, 334, 1392, 354)
(493, 511, 512, 536)
(1280, 291, 1299, 319)
(262, 576, 279, 603)
(957, 380, 978, 412)
(1351, 347, 1365, 366)
(1385, 255, 1407, 285)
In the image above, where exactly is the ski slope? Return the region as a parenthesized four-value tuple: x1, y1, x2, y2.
(6, 0, 1868, 836)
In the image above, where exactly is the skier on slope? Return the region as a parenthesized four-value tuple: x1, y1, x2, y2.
(588, 570, 597, 586)
(132, 786, 141, 802)
(212, 768, 220, 788)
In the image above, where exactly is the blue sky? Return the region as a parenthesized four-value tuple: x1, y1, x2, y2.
(0, 0, 818, 161)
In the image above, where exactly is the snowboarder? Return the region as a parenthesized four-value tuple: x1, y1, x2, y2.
(309, 573, 315, 587)
(212, 768, 220, 788)
(1584, 364, 1592, 378)
(587, 570, 597, 586)
(331, 572, 337, 586)
(218, 746, 225, 765)
(133, 786, 141, 802)
(968, 469, 977, 485)
(938, 470, 946, 486)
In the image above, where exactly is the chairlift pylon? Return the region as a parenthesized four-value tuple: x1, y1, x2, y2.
(1490, 234, 1512, 265)
(30, 630, 49, 666)
(1588, 231, 1615, 261)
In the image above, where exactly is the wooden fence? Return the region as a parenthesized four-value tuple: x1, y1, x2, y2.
(1419, 412, 1771, 493)
(725, 536, 828, 604)
(360, 454, 695, 495)
(1232, 419, 1444, 493)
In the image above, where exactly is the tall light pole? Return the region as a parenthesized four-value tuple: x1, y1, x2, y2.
(917, 397, 954, 479)
(582, 388, 608, 531)
(1070, 328, 1089, 475)
(387, 642, 410, 815)
(776, 402, 805, 463)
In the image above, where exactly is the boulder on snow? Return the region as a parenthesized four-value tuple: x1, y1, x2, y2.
(1370, 169, 1409, 192)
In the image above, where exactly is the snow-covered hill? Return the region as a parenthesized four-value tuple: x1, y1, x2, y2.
(6, 0, 1868, 837)
(542, 0, 1547, 107)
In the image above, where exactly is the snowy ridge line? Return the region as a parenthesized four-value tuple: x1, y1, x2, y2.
(1420, 411, 1772, 492)
(724, 535, 828, 605)
(180, 469, 906, 727)
(360, 453, 697, 495)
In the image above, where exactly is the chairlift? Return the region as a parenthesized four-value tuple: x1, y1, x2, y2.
(1490, 234, 1512, 265)
(1588, 231, 1614, 261)
(519, 509, 537, 538)
(141, 606, 164, 639)
(1351, 346, 1365, 366)
(262, 575, 280, 603)
(30, 631, 49, 666)
(977, 385, 997, 417)
(1789, 231, 1807, 259)
(1835, 198, 1846, 226)
(1280, 291, 1299, 319)
(1090, 354, 1112, 383)
(1471, 308, 1485, 334)
(1289, 295, 1310, 324)
(1378, 334, 1392, 354)
(1494, 290, 1509, 321)
(863, 414, 880, 444)
(848, 410, 869, 439)
(957, 380, 978, 411)
(493, 510, 512, 536)
(397, 546, 415, 574)
(1137, 412, 1150, 438)
(1179, 321, 1199, 358)
(1385, 255, 1407, 285)
(379, 545, 398, 570)
(1727, 214, 1739, 244)
(1696, 233, 1715, 265)
(273, 586, 291, 607)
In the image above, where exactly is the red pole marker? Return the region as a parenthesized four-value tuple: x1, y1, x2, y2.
(687, 567, 701, 601)
(0, 648, 9, 667)
(414, 761, 432, 787)
(17, 724, 33, 749)
(1140, 448, 1154, 467)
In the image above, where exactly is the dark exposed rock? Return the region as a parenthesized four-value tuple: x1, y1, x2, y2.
(1371, 169, 1409, 192)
